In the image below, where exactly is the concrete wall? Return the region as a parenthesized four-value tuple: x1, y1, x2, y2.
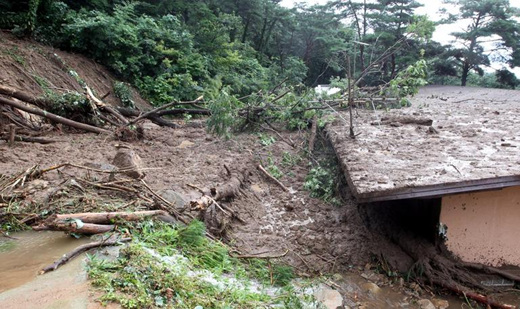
(440, 186, 520, 267)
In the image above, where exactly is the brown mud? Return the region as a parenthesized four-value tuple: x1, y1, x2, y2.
(0, 31, 516, 308)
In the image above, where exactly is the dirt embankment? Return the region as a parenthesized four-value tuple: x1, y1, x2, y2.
(0, 31, 148, 110)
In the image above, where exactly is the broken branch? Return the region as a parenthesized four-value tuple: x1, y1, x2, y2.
(258, 165, 289, 192)
(40, 237, 131, 274)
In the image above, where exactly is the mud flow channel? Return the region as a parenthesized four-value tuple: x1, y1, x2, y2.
(0, 231, 91, 292)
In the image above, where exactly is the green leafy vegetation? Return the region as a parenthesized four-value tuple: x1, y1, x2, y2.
(113, 82, 135, 109)
(304, 159, 342, 206)
(87, 220, 314, 309)
(1, 0, 518, 101)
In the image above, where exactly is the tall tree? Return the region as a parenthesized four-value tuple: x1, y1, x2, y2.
(337, 0, 424, 85)
(445, 0, 520, 86)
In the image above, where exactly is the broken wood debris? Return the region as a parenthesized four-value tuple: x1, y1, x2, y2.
(32, 210, 175, 234)
(40, 236, 132, 274)
(371, 115, 433, 126)
(258, 164, 289, 192)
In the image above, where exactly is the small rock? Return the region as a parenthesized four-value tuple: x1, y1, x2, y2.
(361, 282, 381, 295)
(112, 145, 144, 179)
(417, 299, 435, 309)
(431, 298, 449, 309)
(314, 284, 344, 309)
(162, 190, 187, 210)
(177, 140, 195, 148)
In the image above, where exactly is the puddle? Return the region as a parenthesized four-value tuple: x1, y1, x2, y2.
(0, 230, 91, 292)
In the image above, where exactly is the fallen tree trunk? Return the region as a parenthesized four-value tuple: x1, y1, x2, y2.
(0, 85, 50, 109)
(155, 108, 210, 116)
(54, 210, 175, 224)
(33, 210, 175, 234)
(40, 237, 132, 274)
(33, 221, 115, 234)
(308, 114, 318, 153)
(0, 96, 110, 134)
(0, 134, 58, 144)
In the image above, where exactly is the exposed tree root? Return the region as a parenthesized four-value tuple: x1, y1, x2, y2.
(189, 167, 249, 237)
(361, 201, 518, 309)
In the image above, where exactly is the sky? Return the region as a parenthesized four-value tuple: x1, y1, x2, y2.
(280, 0, 520, 73)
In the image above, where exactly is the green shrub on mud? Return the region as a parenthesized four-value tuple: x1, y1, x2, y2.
(87, 220, 312, 309)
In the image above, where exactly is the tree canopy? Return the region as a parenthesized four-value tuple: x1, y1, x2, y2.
(0, 0, 518, 104)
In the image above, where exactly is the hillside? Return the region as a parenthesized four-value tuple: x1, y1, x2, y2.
(0, 31, 149, 110)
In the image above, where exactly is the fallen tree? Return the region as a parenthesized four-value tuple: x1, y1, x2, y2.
(32, 210, 175, 234)
(0, 96, 110, 134)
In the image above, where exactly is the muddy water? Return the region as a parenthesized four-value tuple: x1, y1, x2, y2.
(0, 231, 91, 292)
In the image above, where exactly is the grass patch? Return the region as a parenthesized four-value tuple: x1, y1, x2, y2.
(88, 220, 314, 308)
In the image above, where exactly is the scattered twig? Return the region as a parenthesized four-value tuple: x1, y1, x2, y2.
(124, 95, 204, 127)
(232, 249, 289, 259)
(257, 165, 289, 192)
(261, 122, 295, 148)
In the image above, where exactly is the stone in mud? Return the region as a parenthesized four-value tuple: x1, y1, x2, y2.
(431, 298, 449, 309)
(417, 299, 436, 309)
(361, 282, 381, 295)
(112, 144, 144, 179)
(162, 190, 187, 210)
(314, 284, 344, 309)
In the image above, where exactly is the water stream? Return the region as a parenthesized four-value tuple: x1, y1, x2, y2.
(0, 230, 91, 292)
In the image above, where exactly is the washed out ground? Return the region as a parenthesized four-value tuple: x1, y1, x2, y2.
(0, 119, 473, 308)
(0, 31, 516, 308)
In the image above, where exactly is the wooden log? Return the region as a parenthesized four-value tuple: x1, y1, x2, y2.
(8, 124, 15, 146)
(155, 108, 210, 116)
(1, 134, 57, 144)
(0, 85, 49, 108)
(33, 221, 115, 234)
(210, 171, 246, 201)
(40, 237, 131, 274)
(54, 210, 175, 224)
(258, 165, 289, 192)
(438, 281, 516, 309)
(0, 96, 110, 134)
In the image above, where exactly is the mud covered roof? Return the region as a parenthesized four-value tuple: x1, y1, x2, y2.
(327, 86, 520, 202)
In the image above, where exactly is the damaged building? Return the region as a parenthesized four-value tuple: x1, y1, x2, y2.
(327, 85, 520, 267)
